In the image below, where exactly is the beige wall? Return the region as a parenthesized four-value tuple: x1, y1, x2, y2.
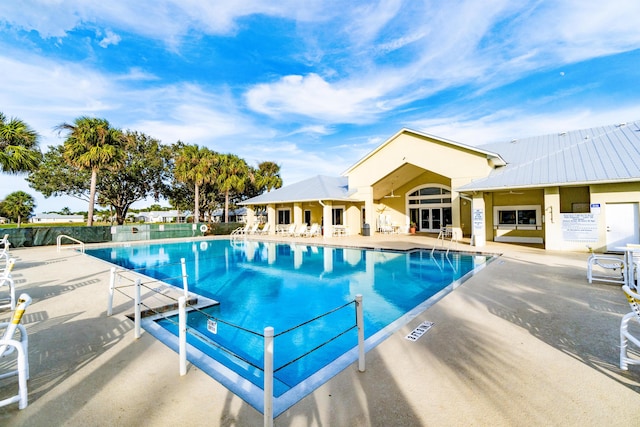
(347, 132, 494, 190)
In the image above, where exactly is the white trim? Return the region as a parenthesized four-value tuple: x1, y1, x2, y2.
(493, 204, 542, 227)
(495, 236, 544, 244)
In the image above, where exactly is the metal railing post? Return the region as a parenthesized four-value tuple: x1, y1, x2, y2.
(181, 258, 189, 299)
(107, 267, 116, 316)
(264, 326, 274, 427)
(356, 294, 365, 372)
(179, 296, 187, 376)
(134, 279, 141, 339)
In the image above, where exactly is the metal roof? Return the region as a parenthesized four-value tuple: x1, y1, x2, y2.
(241, 175, 354, 205)
(458, 120, 640, 192)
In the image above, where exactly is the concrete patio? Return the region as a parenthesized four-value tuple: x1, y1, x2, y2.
(0, 234, 639, 426)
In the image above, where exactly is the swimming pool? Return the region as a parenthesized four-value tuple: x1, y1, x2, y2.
(86, 239, 492, 415)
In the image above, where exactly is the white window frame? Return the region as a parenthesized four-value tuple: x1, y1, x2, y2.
(277, 208, 291, 224)
(493, 205, 542, 230)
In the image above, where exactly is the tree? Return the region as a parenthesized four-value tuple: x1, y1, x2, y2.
(216, 153, 251, 223)
(28, 131, 171, 225)
(56, 116, 125, 226)
(96, 131, 171, 224)
(255, 161, 282, 193)
(26, 145, 92, 202)
(0, 112, 41, 173)
(0, 191, 36, 227)
(173, 143, 217, 223)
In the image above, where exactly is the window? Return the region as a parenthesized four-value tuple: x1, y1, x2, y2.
(494, 205, 541, 229)
(277, 209, 291, 224)
(332, 207, 344, 225)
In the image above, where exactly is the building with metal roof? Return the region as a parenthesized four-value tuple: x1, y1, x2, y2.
(242, 120, 640, 251)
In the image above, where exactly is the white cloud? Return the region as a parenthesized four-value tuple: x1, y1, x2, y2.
(98, 29, 121, 48)
(406, 104, 640, 147)
(245, 73, 400, 123)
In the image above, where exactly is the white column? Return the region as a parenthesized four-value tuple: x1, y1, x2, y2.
(267, 204, 276, 235)
(322, 201, 333, 238)
(471, 193, 486, 247)
(246, 207, 255, 225)
(293, 202, 302, 226)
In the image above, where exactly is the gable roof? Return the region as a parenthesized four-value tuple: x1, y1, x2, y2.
(241, 175, 354, 205)
(343, 128, 506, 175)
(458, 120, 640, 192)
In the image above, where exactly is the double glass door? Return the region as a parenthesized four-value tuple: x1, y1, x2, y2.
(410, 207, 451, 232)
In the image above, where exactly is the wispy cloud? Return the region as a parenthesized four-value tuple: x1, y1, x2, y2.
(97, 29, 121, 48)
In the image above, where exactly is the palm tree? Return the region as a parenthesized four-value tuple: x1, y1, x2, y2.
(216, 154, 250, 223)
(0, 191, 36, 227)
(255, 161, 283, 192)
(0, 112, 41, 173)
(173, 144, 217, 223)
(56, 116, 124, 226)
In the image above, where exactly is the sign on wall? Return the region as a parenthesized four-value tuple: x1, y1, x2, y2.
(561, 213, 598, 242)
(473, 208, 484, 230)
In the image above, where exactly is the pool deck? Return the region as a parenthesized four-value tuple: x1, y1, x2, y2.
(1, 233, 639, 426)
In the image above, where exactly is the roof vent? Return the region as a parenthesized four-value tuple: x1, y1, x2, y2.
(584, 135, 590, 140)
(558, 132, 566, 136)
(510, 139, 518, 143)
(617, 122, 627, 127)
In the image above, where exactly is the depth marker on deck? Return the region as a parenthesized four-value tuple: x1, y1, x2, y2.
(405, 321, 434, 341)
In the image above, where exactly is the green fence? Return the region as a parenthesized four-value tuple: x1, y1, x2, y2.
(2, 223, 221, 248)
(3, 226, 112, 248)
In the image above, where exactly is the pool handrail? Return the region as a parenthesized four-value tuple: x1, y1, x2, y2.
(56, 235, 85, 253)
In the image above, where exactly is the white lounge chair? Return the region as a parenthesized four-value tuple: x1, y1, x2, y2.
(0, 234, 9, 255)
(620, 285, 640, 370)
(0, 259, 16, 311)
(294, 224, 308, 237)
(304, 223, 320, 237)
(257, 223, 270, 235)
(247, 223, 260, 235)
(626, 244, 640, 289)
(0, 293, 32, 409)
(586, 247, 625, 284)
(230, 224, 250, 236)
(283, 224, 297, 237)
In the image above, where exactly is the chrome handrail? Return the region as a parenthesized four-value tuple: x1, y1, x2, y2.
(56, 235, 85, 253)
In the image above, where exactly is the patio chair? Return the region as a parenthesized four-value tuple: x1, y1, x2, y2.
(284, 224, 297, 237)
(294, 224, 308, 237)
(247, 223, 260, 235)
(0, 293, 32, 409)
(230, 224, 250, 236)
(304, 223, 320, 237)
(626, 244, 640, 289)
(0, 258, 16, 311)
(586, 247, 625, 284)
(620, 285, 640, 370)
(0, 234, 9, 255)
(257, 223, 270, 235)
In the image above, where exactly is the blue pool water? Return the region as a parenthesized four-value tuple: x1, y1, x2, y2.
(86, 239, 491, 412)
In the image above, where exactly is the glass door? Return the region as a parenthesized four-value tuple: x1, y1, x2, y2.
(420, 208, 442, 232)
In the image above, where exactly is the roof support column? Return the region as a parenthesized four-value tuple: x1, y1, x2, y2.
(450, 189, 462, 239)
(267, 204, 276, 235)
(293, 203, 302, 225)
(360, 186, 375, 235)
(322, 201, 333, 238)
(246, 207, 255, 225)
(471, 193, 486, 247)
(543, 187, 560, 250)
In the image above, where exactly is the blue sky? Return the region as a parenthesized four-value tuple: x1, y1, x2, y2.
(2, 1, 640, 213)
